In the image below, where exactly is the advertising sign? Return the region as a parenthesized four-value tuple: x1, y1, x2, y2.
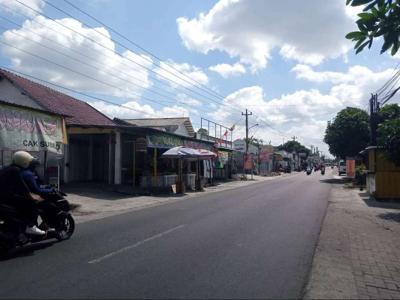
(147, 133, 184, 148)
(346, 158, 356, 178)
(0, 104, 65, 154)
(244, 153, 253, 170)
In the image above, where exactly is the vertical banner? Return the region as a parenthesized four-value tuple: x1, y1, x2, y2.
(0, 103, 65, 154)
(244, 153, 253, 170)
(346, 159, 355, 178)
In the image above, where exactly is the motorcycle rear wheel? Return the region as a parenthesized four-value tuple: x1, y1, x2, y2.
(0, 235, 14, 256)
(55, 213, 75, 241)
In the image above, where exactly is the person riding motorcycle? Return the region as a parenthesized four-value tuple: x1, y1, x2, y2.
(21, 158, 54, 196)
(0, 151, 46, 235)
(20, 158, 60, 229)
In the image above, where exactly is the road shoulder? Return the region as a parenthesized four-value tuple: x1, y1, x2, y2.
(304, 183, 400, 299)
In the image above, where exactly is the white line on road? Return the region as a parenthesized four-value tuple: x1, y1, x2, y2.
(88, 224, 185, 264)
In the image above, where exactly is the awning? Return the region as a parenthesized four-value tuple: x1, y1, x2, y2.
(162, 146, 216, 159)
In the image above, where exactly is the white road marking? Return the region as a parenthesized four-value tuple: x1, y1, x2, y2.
(88, 224, 185, 264)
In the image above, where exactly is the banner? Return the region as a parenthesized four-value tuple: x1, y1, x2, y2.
(346, 159, 355, 178)
(244, 153, 253, 170)
(0, 103, 65, 154)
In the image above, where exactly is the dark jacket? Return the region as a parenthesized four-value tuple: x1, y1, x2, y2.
(0, 164, 32, 203)
(20, 169, 53, 195)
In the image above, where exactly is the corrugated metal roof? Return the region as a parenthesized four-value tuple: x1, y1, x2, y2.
(118, 117, 195, 137)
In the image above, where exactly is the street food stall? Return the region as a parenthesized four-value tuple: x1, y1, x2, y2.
(161, 146, 216, 193)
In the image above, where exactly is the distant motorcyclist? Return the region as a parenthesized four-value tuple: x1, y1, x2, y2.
(0, 151, 45, 235)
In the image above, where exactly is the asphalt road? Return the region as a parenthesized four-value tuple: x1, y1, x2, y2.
(0, 169, 332, 299)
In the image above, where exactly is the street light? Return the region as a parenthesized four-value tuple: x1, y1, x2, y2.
(249, 123, 259, 131)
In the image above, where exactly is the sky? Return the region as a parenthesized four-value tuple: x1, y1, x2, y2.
(1, 0, 399, 157)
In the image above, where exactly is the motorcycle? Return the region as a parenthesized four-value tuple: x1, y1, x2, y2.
(0, 190, 75, 255)
(321, 168, 325, 175)
(306, 167, 312, 175)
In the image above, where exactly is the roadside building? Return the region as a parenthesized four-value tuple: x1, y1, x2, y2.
(364, 146, 400, 200)
(0, 68, 234, 192)
(0, 68, 118, 185)
(233, 138, 260, 174)
(195, 128, 233, 180)
(0, 98, 66, 186)
(259, 145, 275, 175)
(114, 118, 218, 190)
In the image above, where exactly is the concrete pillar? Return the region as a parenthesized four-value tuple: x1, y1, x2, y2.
(114, 131, 122, 185)
(63, 143, 69, 183)
(88, 136, 94, 181)
(108, 134, 113, 184)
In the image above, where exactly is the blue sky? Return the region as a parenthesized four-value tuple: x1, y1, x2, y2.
(1, 0, 399, 157)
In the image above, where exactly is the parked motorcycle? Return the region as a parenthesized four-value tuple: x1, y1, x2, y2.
(0, 191, 75, 255)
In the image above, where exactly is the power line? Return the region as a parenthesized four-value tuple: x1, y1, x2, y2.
(0, 6, 234, 116)
(4, 0, 324, 146)
(0, 40, 185, 107)
(0, 65, 159, 117)
(0, 22, 185, 105)
(3, 1, 269, 132)
(14, 0, 228, 107)
(375, 62, 400, 96)
(61, 0, 225, 102)
(0, 14, 205, 105)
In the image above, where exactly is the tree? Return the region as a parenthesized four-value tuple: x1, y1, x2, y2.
(346, 0, 400, 55)
(378, 103, 400, 122)
(377, 103, 400, 164)
(324, 107, 370, 159)
(277, 140, 311, 156)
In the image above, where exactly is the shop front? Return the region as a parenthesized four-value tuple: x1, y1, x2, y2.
(0, 101, 66, 187)
(119, 127, 216, 192)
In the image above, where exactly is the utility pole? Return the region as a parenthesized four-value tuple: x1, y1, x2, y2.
(242, 109, 252, 177)
(242, 109, 252, 153)
(369, 93, 379, 146)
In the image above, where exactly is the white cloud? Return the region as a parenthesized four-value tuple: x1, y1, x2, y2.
(209, 62, 246, 78)
(0, 0, 45, 18)
(292, 64, 396, 106)
(154, 60, 208, 88)
(90, 100, 191, 120)
(208, 64, 397, 155)
(1, 16, 153, 98)
(176, 94, 202, 107)
(177, 0, 356, 71)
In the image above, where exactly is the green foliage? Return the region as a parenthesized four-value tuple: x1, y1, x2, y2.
(377, 104, 400, 165)
(346, 0, 400, 55)
(377, 118, 400, 165)
(277, 140, 310, 156)
(378, 103, 400, 122)
(355, 164, 367, 185)
(324, 107, 370, 159)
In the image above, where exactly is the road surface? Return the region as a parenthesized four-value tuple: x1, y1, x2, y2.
(0, 170, 332, 299)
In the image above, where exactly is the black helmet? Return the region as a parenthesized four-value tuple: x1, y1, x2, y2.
(29, 158, 41, 169)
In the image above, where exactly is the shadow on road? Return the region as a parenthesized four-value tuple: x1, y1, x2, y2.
(359, 191, 400, 210)
(319, 177, 352, 184)
(377, 212, 400, 223)
(0, 240, 57, 261)
(63, 183, 135, 201)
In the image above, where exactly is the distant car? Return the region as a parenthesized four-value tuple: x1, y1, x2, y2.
(338, 160, 346, 175)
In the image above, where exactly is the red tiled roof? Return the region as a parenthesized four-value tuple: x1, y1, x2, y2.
(0, 69, 115, 127)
